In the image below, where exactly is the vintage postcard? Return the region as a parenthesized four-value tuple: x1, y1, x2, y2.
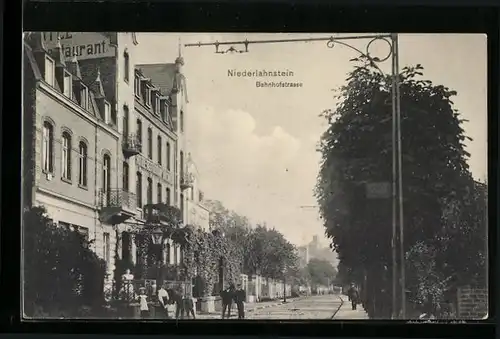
(22, 32, 488, 320)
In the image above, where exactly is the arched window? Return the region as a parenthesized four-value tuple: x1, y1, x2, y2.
(157, 136, 162, 165)
(61, 132, 72, 180)
(180, 151, 184, 179)
(42, 121, 54, 173)
(147, 128, 153, 160)
(136, 119, 142, 150)
(123, 50, 130, 82)
(180, 110, 184, 132)
(123, 105, 129, 137)
(166, 187, 171, 206)
(157, 183, 162, 203)
(122, 161, 129, 191)
(136, 172, 142, 207)
(78, 141, 88, 187)
(166, 142, 171, 171)
(147, 178, 153, 204)
(103, 154, 111, 203)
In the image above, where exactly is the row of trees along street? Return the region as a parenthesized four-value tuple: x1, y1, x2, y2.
(316, 60, 488, 319)
(23, 200, 337, 317)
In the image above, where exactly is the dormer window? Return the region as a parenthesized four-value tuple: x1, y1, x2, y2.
(160, 101, 167, 121)
(80, 85, 88, 110)
(63, 71, 72, 98)
(154, 94, 160, 115)
(104, 102, 111, 124)
(44, 56, 55, 86)
(134, 74, 141, 96)
(145, 86, 152, 107)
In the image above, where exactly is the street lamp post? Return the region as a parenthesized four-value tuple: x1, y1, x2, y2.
(151, 227, 165, 294)
(185, 33, 404, 318)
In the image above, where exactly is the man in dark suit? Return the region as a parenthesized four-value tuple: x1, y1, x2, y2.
(221, 284, 235, 319)
(234, 283, 246, 319)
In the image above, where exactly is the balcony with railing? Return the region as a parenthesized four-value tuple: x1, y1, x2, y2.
(180, 172, 194, 191)
(99, 188, 137, 225)
(122, 134, 142, 158)
(142, 203, 183, 227)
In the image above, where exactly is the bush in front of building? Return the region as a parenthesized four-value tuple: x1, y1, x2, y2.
(23, 206, 106, 318)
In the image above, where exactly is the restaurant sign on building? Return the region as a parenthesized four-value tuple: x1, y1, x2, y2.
(42, 32, 115, 60)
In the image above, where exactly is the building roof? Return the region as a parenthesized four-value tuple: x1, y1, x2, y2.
(136, 63, 189, 103)
(24, 36, 107, 120)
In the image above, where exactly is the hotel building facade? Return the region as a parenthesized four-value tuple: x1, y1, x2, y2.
(23, 32, 207, 283)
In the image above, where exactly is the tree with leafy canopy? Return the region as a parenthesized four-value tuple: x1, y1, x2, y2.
(23, 206, 106, 317)
(306, 258, 338, 287)
(205, 200, 300, 281)
(315, 59, 485, 318)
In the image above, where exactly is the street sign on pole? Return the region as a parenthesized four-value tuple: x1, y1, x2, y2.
(366, 182, 391, 199)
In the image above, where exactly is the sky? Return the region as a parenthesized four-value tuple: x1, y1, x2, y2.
(134, 33, 487, 247)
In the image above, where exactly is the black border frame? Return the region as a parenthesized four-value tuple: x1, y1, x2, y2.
(2, 1, 498, 337)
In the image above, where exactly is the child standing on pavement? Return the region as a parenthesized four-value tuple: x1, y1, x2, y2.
(138, 287, 150, 319)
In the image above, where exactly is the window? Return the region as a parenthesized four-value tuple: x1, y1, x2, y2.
(136, 119, 142, 149)
(123, 106, 129, 137)
(78, 141, 88, 187)
(103, 154, 111, 203)
(154, 95, 160, 114)
(63, 71, 72, 98)
(166, 187, 171, 206)
(174, 244, 178, 264)
(136, 172, 142, 207)
(157, 136, 162, 165)
(180, 193, 184, 222)
(180, 151, 184, 178)
(104, 103, 111, 124)
(147, 178, 153, 204)
(61, 132, 72, 180)
(145, 87, 152, 107)
(166, 142, 171, 171)
(191, 187, 194, 201)
(80, 85, 88, 110)
(123, 162, 129, 191)
(44, 56, 55, 86)
(42, 121, 54, 172)
(147, 128, 153, 159)
(124, 50, 130, 82)
(104, 232, 111, 265)
(122, 232, 132, 262)
(134, 74, 141, 96)
(157, 183, 162, 203)
(180, 110, 184, 132)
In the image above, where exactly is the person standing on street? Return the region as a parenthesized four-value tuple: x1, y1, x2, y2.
(138, 287, 150, 319)
(234, 283, 246, 319)
(158, 283, 170, 319)
(221, 284, 235, 319)
(348, 284, 360, 310)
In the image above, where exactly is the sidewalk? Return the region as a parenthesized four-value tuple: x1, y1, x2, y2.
(334, 295, 369, 319)
(196, 297, 303, 319)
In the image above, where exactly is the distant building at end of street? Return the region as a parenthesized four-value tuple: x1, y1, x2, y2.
(297, 245, 309, 268)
